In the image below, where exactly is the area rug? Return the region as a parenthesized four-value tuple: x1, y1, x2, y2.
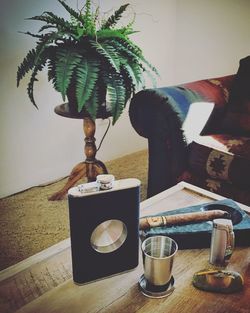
(0, 149, 148, 270)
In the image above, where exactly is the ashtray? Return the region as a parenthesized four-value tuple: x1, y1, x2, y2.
(140, 198, 250, 249)
(138, 275, 175, 298)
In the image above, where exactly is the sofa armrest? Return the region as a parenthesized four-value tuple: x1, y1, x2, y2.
(130, 75, 234, 138)
(129, 89, 188, 197)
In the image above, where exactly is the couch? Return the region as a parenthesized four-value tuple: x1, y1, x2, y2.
(129, 56, 250, 206)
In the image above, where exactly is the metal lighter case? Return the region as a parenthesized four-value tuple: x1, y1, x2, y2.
(209, 218, 235, 267)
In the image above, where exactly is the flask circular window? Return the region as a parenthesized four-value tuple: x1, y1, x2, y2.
(90, 219, 127, 253)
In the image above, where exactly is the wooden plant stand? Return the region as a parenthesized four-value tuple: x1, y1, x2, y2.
(48, 103, 108, 201)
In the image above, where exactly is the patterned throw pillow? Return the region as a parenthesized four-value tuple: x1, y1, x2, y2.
(179, 171, 250, 206)
(222, 56, 250, 136)
(187, 141, 250, 188)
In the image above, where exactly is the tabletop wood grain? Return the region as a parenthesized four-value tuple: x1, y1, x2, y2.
(0, 182, 249, 313)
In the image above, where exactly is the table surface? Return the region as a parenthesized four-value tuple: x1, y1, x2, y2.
(0, 182, 249, 313)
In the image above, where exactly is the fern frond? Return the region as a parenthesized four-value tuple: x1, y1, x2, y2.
(85, 85, 99, 119)
(104, 74, 126, 124)
(17, 32, 62, 87)
(48, 59, 56, 84)
(101, 4, 129, 29)
(117, 26, 138, 36)
(47, 46, 57, 84)
(93, 6, 100, 24)
(120, 63, 137, 89)
(55, 48, 82, 100)
(140, 55, 160, 76)
(27, 12, 74, 34)
(57, 0, 85, 24)
(125, 13, 136, 30)
(27, 68, 40, 108)
(27, 56, 48, 108)
(89, 40, 119, 72)
(108, 39, 140, 63)
(120, 65, 136, 102)
(112, 37, 159, 77)
(17, 49, 37, 87)
(38, 24, 56, 33)
(44, 11, 77, 33)
(123, 61, 144, 88)
(83, 0, 96, 35)
(75, 58, 100, 112)
(18, 31, 43, 39)
(100, 42, 121, 69)
(96, 29, 128, 41)
(117, 37, 143, 58)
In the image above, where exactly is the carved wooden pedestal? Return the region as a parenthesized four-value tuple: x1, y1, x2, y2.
(48, 104, 108, 201)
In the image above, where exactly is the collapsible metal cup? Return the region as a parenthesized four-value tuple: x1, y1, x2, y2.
(141, 236, 178, 286)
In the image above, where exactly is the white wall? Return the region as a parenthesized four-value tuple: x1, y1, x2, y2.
(174, 0, 250, 83)
(0, 0, 249, 197)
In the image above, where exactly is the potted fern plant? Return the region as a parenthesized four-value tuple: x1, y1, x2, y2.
(17, 0, 158, 124)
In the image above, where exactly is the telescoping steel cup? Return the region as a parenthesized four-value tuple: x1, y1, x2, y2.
(141, 236, 178, 286)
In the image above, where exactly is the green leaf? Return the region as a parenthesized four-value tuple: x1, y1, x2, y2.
(104, 75, 126, 124)
(55, 48, 82, 100)
(124, 61, 143, 87)
(83, 0, 96, 35)
(108, 39, 139, 63)
(89, 40, 120, 72)
(101, 4, 129, 29)
(57, 0, 85, 24)
(17, 49, 37, 87)
(113, 37, 160, 77)
(120, 65, 136, 102)
(27, 56, 48, 108)
(85, 86, 99, 119)
(18, 31, 43, 39)
(76, 25, 85, 38)
(140, 55, 160, 77)
(96, 29, 128, 41)
(27, 12, 75, 34)
(17, 32, 57, 86)
(48, 59, 56, 84)
(38, 24, 56, 33)
(27, 68, 40, 109)
(75, 58, 100, 112)
(47, 47, 57, 84)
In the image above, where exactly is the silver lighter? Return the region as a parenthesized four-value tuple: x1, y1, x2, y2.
(209, 218, 234, 267)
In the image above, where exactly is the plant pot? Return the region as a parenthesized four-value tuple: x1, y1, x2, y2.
(57, 85, 112, 120)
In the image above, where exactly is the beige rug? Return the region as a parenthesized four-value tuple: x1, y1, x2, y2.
(0, 150, 148, 271)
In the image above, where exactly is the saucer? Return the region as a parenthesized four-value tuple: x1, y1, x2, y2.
(138, 275, 175, 298)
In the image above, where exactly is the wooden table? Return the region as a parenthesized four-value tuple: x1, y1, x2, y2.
(1, 182, 250, 313)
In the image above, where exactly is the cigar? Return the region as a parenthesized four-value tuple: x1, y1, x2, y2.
(139, 210, 230, 230)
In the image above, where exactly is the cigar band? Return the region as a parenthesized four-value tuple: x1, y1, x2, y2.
(147, 216, 166, 227)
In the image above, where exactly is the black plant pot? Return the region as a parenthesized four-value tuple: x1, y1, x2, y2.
(54, 87, 112, 120)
